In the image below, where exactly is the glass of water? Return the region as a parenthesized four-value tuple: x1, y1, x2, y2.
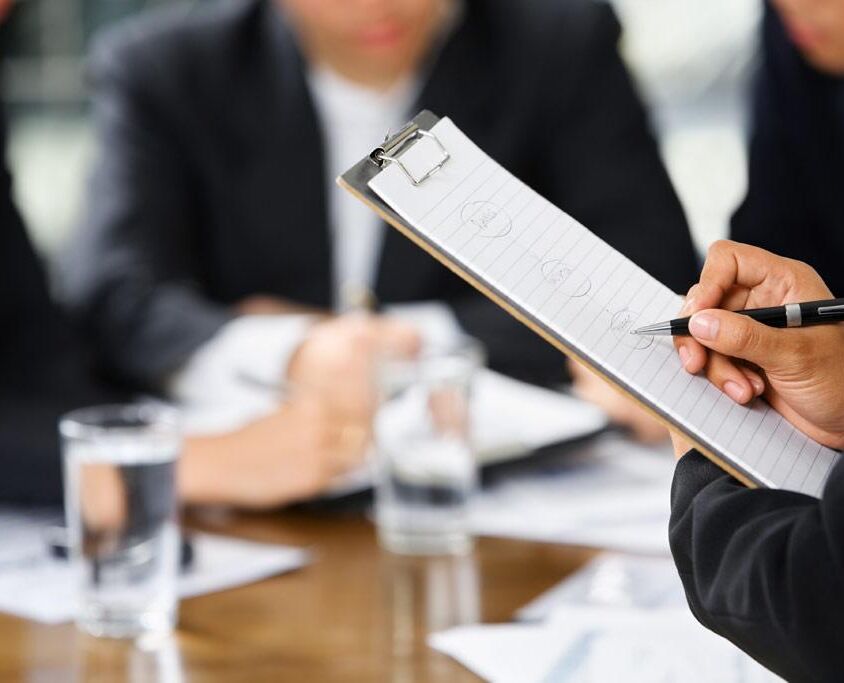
(374, 338, 483, 555)
(60, 404, 181, 638)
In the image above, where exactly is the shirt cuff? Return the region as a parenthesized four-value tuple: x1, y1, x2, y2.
(167, 314, 315, 407)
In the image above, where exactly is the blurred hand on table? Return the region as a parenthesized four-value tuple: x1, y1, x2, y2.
(180, 397, 369, 508)
(288, 313, 421, 424)
(178, 311, 420, 508)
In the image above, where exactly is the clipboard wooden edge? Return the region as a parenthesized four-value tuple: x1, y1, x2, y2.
(338, 110, 760, 491)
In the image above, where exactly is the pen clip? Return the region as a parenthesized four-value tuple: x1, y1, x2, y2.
(818, 304, 844, 316)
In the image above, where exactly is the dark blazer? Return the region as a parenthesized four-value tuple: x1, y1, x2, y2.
(64, 0, 698, 387)
(732, 4, 844, 296)
(670, 450, 844, 682)
(0, 114, 119, 505)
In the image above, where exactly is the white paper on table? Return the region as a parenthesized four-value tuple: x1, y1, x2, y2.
(0, 508, 309, 624)
(430, 607, 783, 683)
(517, 554, 687, 622)
(468, 435, 675, 555)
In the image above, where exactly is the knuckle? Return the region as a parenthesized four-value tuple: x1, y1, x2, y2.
(708, 240, 730, 257)
(782, 257, 816, 283)
(797, 261, 823, 285)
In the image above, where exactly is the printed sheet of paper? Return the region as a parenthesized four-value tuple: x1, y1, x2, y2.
(363, 117, 840, 497)
(429, 608, 782, 683)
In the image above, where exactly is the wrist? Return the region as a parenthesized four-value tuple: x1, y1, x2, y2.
(178, 434, 233, 505)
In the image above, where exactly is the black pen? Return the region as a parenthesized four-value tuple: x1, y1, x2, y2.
(632, 297, 844, 337)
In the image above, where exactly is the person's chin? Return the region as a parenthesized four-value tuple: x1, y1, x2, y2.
(781, 18, 844, 75)
(799, 45, 844, 76)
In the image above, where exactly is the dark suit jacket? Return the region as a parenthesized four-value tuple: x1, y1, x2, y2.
(670, 450, 844, 682)
(732, 4, 844, 295)
(0, 113, 120, 505)
(64, 0, 698, 387)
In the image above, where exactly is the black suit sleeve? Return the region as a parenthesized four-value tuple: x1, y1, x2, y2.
(669, 450, 844, 682)
(451, 5, 698, 384)
(0, 396, 96, 506)
(0, 399, 64, 505)
(0, 113, 125, 504)
(0, 349, 123, 506)
(62, 34, 231, 386)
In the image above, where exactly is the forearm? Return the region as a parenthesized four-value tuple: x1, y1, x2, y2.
(177, 432, 238, 507)
(177, 409, 340, 510)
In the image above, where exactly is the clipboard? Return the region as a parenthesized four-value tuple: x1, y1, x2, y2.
(338, 110, 835, 494)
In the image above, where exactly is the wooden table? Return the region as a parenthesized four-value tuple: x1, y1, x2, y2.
(0, 509, 598, 682)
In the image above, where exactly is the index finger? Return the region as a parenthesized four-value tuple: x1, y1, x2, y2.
(675, 241, 775, 375)
(693, 240, 823, 312)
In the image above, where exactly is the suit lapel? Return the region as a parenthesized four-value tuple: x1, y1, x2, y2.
(258, 3, 333, 305)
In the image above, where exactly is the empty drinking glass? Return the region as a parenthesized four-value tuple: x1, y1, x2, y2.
(61, 404, 181, 638)
(374, 339, 483, 555)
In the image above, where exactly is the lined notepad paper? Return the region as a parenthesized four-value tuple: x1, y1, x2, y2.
(360, 117, 840, 498)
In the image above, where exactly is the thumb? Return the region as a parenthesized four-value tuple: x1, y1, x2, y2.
(688, 309, 785, 368)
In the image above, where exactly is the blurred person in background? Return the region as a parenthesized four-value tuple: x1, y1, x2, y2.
(732, 0, 844, 295)
(1, 0, 393, 506)
(62, 0, 700, 444)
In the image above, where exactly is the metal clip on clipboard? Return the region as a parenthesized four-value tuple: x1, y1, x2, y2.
(369, 121, 450, 186)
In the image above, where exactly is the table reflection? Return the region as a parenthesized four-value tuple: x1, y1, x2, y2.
(25, 626, 185, 683)
(380, 550, 480, 682)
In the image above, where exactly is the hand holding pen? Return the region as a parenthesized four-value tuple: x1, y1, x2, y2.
(652, 241, 844, 454)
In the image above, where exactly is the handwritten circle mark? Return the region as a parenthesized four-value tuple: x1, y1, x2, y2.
(461, 201, 512, 238)
(611, 308, 653, 350)
(540, 260, 591, 298)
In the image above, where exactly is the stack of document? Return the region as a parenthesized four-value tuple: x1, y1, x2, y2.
(469, 435, 676, 555)
(431, 554, 783, 682)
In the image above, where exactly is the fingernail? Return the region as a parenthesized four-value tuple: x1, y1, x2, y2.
(723, 380, 747, 403)
(689, 313, 719, 341)
(678, 346, 691, 370)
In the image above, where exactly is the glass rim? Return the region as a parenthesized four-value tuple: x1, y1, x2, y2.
(380, 334, 486, 367)
(59, 403, 181, 441)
